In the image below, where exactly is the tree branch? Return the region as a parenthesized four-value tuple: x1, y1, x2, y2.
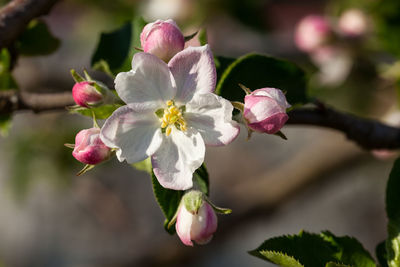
(0, 0, 60, 49)
(287, 105, 400, 150)
(0, 90, 73, 114)
(1, 90, 399, 150)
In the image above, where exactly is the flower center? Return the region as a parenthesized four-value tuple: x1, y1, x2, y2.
(160, 100, 187, 136)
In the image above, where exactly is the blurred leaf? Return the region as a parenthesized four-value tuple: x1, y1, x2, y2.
(216, 53, 308, 105)
(193, 164, 209, 196)
(376, 241, 389, 267)
(249, 230, 375, 267)
(70, 104, 121, 119)
(0, 114, 12, 137)
(199, 28, 208, 46)
(17, 19, 60, 56)
(91, 22, 132, 73)
(151, 171, 183, 235)
(131, 158, 152, 174)
(0, 49, 17, 90)
(385, 158, 400, 267)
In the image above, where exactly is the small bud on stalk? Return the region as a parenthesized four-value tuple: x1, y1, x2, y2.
(72, 128, 112, 165)
(175, 191, 218, 246)
(140, 19, 185, 62)
(243, 88, 291, 134)
(72, 81, 103, 108)
(295, 15, 332, 52)
(338, 9, 369, 38)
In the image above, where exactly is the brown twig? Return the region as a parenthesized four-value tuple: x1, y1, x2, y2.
(1, 89, 400, 150)
(0, 0, 61, 49)
(0, 90, 73, 114)
(287, 106, 400, 150)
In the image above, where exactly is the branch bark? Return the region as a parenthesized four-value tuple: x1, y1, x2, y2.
(0, 0, 60, 49)
(1, 90, 399, 150)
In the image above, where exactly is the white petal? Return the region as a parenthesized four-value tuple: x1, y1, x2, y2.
(100, 105, 163, 163)
(115, 52, 176, 109)
(185, 93, 240, 146)
(168, 45, 216, 104)
(151, 127, 205, 190)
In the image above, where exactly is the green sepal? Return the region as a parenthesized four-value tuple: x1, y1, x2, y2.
(184, 31, 198, 42)
(205, 198, 232, 214)
(70, 69, 85, 83)
(274, 130, 288, 140)
(77, 164, 95, 176)
(182, 190, 203, 214)
(131, 158, 152, 174)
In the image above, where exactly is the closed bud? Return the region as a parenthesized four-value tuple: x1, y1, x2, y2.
(72, 128, 112, 165)
(338, 9, 369, 37)
(72, 81, 103, 108)
(295, 15, 332, 52)
(140, 19, 185, 62)
(243, 88, 291, 134)
(176, 191, 217, 246)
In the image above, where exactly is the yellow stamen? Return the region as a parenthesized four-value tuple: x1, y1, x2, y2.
(160, 100, 187, 135)
(166, 126, 172, 136)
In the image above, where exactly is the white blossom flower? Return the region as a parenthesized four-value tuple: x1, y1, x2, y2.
(100, 45, 239, 190)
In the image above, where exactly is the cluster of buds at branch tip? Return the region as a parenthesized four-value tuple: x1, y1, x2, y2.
(171, 190, 231, 246)
(140, 19, 185, 62)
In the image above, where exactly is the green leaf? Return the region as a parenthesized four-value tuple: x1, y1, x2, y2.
(376, 241, 389, 267)
(91, 17, 147, 75)
(321, 231, 375, 267)
(193, 164, 209, 196)
(17, 19, 60, 56)
(385, 158, 400, 267)
(249, 231, 376, 267)
(198, 28, 208, 45)
(214, 56, 236, 84)
(0, 114, 12, 137)
(91, 22, 132, 73)
(0, 49, 17, 90)
(131, 158, 152, 174)
(325, 262, 351, 267)
(215, 53, 308, 105)
(249, 231, 338, 267)
(151, 171, 183, 234)
(70, 104, 121, 119)
(257, 251, 304, 267)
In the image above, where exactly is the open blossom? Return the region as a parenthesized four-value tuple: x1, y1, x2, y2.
(295, 15, 332, 52)
(176, 199, 217, 246)
(140, 19, 185, 62)
(100, 45, 239, 190)
(243, 88, 291, 134)
(72, 128, 112, 165)
(72, 81, 103, 108)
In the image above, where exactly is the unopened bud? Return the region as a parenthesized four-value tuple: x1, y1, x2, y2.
(72, 128, 112, 165)
(338, 9, 369, 37)
(140, 19, 185, 62)
(176, 191, 217, 246)
(72, 81, 103, 108)
(243, 88, 291, 134)
(295, 15, 332, 52)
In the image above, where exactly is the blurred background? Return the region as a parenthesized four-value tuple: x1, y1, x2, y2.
(0, 0, 399, 266)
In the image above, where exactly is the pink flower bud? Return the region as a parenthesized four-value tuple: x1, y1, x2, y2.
(72, 128, 112, 165)
(176, 201, 217, 246)
(295, 15, 332, 52)
(140, 19, 185, 62)
(243, 88, 291, 134)
(72, 81, 103, 108)
(338, 9, 368, 37)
